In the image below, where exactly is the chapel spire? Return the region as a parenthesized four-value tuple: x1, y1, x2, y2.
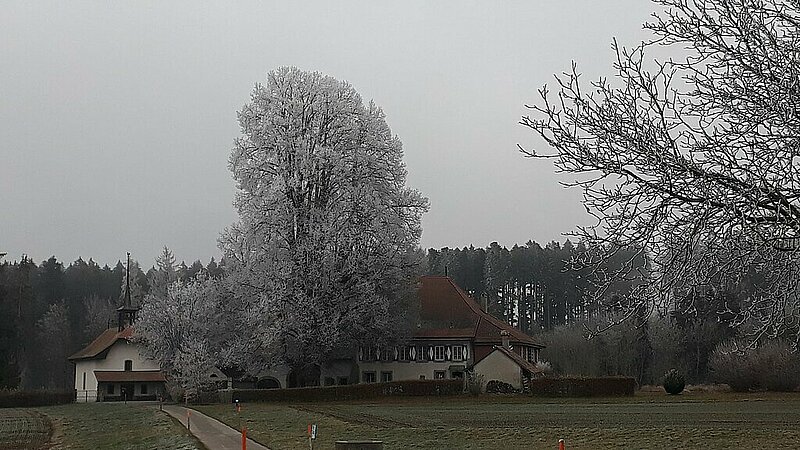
(117, 252, 139, 331)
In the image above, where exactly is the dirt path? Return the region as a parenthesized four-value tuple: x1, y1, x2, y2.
(162, 405, 270, 450)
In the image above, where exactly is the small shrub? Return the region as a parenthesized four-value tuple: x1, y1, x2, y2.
(465, 372, 484, 396)
(534, 360, 553, 376)
(485, 380, 516, 394)
(662, 369, 685, 394)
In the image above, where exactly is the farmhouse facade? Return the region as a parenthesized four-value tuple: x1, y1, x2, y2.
(356, 276, 544, 389)
(251, 276, 545, 390)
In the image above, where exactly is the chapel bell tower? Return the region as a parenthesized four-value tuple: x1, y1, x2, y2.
(117, 252, 140, 331)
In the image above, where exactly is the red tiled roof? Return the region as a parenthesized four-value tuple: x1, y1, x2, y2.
(68, 327, 134, 361)
(415, 276, 544, 348)
(94, 370, 166, 383)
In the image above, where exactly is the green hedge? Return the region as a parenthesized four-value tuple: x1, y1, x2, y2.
(226, 380, 463, 403)
(0, 390, 75, 408)
(528, 376, 635, 397)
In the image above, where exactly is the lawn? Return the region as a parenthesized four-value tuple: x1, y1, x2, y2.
(0, 408, 51, 449)
(0, 403, 205, 450)
(196, 391, 800, 449)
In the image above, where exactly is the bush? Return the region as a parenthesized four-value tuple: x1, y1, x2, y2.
(228, 379, 463, 403)
(528, 376, 635, 397)
(485, 380, 516, 394)
(534, 360, 553, 376)
(662, 369, 685, 394)
(0, 390, 74, 408)
(465, 372, 484, 396)
(710, 339, 800, 392)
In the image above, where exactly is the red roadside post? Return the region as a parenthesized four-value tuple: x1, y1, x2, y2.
(242, 426, 247, 450)
(559, 438, 565, 450)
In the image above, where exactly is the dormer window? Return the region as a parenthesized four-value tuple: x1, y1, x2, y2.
(124, 360, 132, 371)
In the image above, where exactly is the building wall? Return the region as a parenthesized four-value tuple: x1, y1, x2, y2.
(472, 351, 522, 390)
(73, 340, 161, 402)
(356, 339, 472, 383)
(357, 360, 467, 382)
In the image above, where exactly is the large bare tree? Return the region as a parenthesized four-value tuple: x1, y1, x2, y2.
(521, 0, 800, 344)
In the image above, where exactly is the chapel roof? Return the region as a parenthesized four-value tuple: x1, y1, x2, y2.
(68, 326, 134, 361)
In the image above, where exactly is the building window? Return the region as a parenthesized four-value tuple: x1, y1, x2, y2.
(452, 346, 464, 361)
(381, 371, 393, 383)
(433, 346, 445, 361)
(416, 345, 426, 361)
(434, 370, 446, 379)
(361, 346, 376, 362)
(400, 346, 414, 361)
(82, 372, 86, 390)
(324, 377, 335, 386)
(141, 384, 148, 395)
(419, 375, 426, 380)
(380, 347, 393, 361)
(108, 384, 115, 394)
(337, 377, 349, 385)
(362, 371, 376, 383)
(124, 360, 133, 371)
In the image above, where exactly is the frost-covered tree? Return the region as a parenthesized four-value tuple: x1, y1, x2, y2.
(219, 67, 428, 379)
(522, 0, 800, 343)
(136, 275, 231, 394)
(148, 246, 178, 297)
(36, 302, 71, 389)
(82, 294, 116, 338)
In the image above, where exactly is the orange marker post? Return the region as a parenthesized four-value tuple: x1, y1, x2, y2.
(558, 438, 565, 450)
(242, 426, 247, 450)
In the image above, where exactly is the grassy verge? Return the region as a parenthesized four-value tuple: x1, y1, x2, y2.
(38, 403, 205, 450)
(196, 391, 800, 449)
(0, 408, 51, 449)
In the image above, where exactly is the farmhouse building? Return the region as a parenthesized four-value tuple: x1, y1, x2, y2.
(68, 254, 166, 402)
(356, 276, 544, 390)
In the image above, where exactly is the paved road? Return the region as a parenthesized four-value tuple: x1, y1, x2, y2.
(162, 405, 270, 450)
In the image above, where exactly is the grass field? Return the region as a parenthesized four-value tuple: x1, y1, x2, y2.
(0, 408, 51, 449)
(197, 391, 800, 449)
(0, 403, 205, 450)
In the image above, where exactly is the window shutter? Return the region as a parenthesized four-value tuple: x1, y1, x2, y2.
(411, 347, 417, 360)
(394, 347, 399, 361)
(428, 346, 434, 360)
(464, 345, 469, 360)
(446, 346, 452, 361)
(358, 347, 363, 361)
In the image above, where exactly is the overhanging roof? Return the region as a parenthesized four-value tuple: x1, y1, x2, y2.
(491, 345, 543, 375)
(415, 276, 544, 348)
(94, 370, 166, 383)
(68, 327, 134, 361)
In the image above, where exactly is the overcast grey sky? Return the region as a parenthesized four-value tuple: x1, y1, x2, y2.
(1, 1, 656, 267)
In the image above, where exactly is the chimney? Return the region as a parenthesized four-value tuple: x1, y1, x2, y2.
(500, 330, 510, 349)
